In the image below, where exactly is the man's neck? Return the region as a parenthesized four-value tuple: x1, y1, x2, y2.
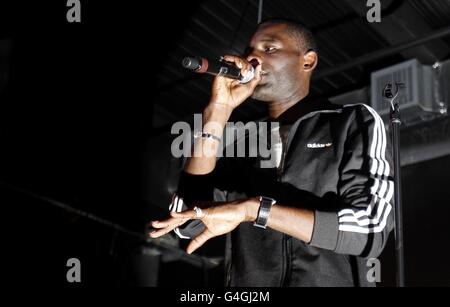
(268, 90, 309, 120)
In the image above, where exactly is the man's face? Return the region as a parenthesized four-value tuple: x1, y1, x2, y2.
(246, 23, 305, 102)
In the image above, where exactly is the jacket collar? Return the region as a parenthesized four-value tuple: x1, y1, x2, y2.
(275, 95, 338, 125)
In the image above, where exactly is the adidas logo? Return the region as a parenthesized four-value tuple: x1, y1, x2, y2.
(307, 143, 332, 148)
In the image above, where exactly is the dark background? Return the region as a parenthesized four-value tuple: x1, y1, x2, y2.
(0, 0, 449, 286)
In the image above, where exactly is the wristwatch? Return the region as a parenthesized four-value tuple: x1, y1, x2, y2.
(253, 196, 276, 229)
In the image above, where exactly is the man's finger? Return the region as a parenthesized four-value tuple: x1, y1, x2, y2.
(149, 218, 189, 238)
(151, 217, 182, 228)
(149, 225, 176, 238)
(249, 63, 262, 85)
(222, 55, 249, 70)
(171, 209, 199, 220)
(186, 230, 215, 254)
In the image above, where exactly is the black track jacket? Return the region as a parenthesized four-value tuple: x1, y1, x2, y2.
(170, 97, 394, 287)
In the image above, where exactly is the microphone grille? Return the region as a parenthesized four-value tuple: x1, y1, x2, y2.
(239, 65, 255, 84)
(182, 57, 201, 70)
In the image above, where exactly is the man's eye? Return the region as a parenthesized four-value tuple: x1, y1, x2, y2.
(264, 46, 277, 53)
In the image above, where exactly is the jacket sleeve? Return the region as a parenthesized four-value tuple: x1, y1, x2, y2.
(309, 104, 395, 258)
(167, 170, 213, 239)
(169, 154, 247, 239)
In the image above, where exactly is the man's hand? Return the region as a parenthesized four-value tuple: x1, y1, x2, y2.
(209, 55, 262, 110)
(149, 198, 259, 254)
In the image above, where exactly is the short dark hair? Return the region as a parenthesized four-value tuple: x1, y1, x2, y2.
(257, 18, 318, 54)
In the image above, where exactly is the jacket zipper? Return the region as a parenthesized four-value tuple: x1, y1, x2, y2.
(279, 234, 286, 286)
(276, 109, 341, 286)
(283, 236, 292, 287)
(278, 126, 289, 286)
(277, 136, 288, 180)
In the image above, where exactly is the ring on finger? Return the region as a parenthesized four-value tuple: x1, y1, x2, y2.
(193, 206, 204, 218)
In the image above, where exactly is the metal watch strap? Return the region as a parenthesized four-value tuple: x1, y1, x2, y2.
(253, 196, 276, 229)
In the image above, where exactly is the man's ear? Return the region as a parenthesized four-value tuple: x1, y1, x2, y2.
(302, 50, 318, 72)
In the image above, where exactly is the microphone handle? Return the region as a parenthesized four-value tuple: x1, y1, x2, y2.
(205, 58, 242, 80)
(182, 56, 254, 83)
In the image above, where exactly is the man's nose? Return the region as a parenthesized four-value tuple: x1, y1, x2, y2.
(246, 54, 263, 67)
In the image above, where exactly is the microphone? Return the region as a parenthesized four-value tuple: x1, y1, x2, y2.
(182, 56, 254, 84)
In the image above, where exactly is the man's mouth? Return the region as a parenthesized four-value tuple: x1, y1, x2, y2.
(259, 71, 269, 83)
